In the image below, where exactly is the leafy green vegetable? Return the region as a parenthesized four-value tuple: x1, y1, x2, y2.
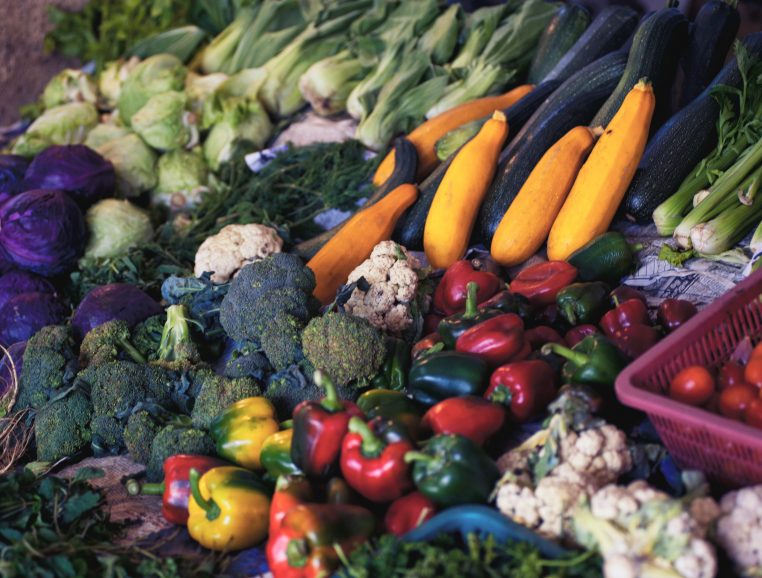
(337, 532, 601, 578)
(659, 244, 696, 267)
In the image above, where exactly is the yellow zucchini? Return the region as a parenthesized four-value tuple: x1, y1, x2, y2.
(547, 79, 654, 261)
(491, 126, 598, 266)
(423, 110, 509, 269)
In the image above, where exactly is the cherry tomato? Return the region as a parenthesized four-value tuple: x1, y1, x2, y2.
(718, 361, 747, 390)
(744, 357, 762, 387)
(669, 366, 715, 406)
(751, 342, 762, 360)
(509, 261, 577, 306)
(718, 383, 758, 420)
(744, 398, 762, 430)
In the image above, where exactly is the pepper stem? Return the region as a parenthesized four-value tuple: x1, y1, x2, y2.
(487, 383, 513, 406)
(189, 468, 220, 521)
(463, 281, 480, 319)
(280, 419, 294, 429)
(126, 479, 164, 496)
(541, 343, 590, 367)
(561, 303, 578, 326)
(404, 451, 434, 465)
(348, 417, 383, 457)
(286, 539, 308, 568)
(314, 370, 343, 412)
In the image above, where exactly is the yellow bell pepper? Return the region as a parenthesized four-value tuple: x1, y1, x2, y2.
(187, 466, 271, 551)
(210, 397, 279, 469)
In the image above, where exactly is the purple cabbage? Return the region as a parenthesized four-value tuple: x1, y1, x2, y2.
(71, 283, 162, 341)
(0, 271, 56, 311)
(0, 154, 29, 207)
(0, 340, 25, 403)
(22, 145, 115, 207)
(0, 189, 87, 277)
(0, 292, 68, 348)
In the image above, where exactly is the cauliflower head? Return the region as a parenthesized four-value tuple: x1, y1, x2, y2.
(194, 223, 283, 283)
(715, 485, 762, 577)
(344, 241, 421, 335)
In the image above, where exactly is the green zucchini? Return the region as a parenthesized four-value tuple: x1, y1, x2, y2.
(567, 232, 641, 284)
(477, 51, 628, 245)
(528, 3, 591, 84)
(591, 5, 688, 131)
(292, 137, 417, 259)
(543, 5, 638, 82)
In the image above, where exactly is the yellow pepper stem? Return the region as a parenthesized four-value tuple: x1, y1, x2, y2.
(189, 468, 221, 521)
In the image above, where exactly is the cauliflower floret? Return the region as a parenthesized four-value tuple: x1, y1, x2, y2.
(560, 424, 632, 486)
(673, 538, 717, 578)
(344, 241, 422, 335)
(495, 481, 542, 529)
(194, 224, 283, 283)
(715, 485, 762, 577)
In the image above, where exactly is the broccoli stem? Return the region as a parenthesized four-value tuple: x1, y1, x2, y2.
(119, 337, 147, 364)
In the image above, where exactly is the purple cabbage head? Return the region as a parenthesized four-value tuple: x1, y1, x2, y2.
(71, 283, 162, 341)
(0, 270, 56, 311)
(0, 154, 29, 207)
(0, 189, 87, 276)
(22, 145, 115, 208)
(0, 340, 26, 404)
(0, 292, 68, 348)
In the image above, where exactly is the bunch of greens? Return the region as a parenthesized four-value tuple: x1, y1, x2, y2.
(0, 467, 230, 577)
(337, 532, 601, 578)
(159, 140, 378, 265)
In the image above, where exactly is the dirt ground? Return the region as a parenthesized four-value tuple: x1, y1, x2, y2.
(0, 0, 86, 125)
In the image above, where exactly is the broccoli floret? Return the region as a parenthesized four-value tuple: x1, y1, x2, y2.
(79, 320, 146, 368)
(265, 362, 358, 417)
(35, 390, 92, 462)
(223, 345, 270, 381)
(123, 410, 161, 464)
(190, 368, 261, 429)
(77, 361, 156, 417)
(261, 314, 306, 372)
(156, 305, 200, 368)
(17, 325, 78, 410)
(301, 312, 387, 387)
(147, 424, 215, 482)
(131, 314, 166, 361)
(90, 415, 124, 455)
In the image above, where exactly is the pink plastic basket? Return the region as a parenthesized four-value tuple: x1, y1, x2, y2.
(616, 269, 762, 488)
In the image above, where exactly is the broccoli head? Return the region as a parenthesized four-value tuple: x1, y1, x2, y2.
(77, 361, 157, 417)
(161, 273, 229, 340)
(223, 345, 270, 381)
(90, 415, 124, 456)
(147, 424, 215, 482)
(131, 313, 165, 361)
(260, 313, 306, 372)
(79, 320, 146, 368)
(301, 312, 387, 387)
(123, 410, 161, 464)
(156, 305, 201, 369)
(35, 390, 92, 462)
(17, 325, 78, 410)
(265, 362, 359, 417)
(190, 368, 261, 429)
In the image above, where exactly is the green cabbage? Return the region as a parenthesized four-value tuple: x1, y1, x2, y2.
(41, 69, 98, 109)
(82, 199, 154, 260)
(83, 124, 132, 149)
(185, 72, 229, 116)
(12, 102, 99, 157)
(131, 91, 196, 151)
(96, 133, 158, 197)
(98, 58, 140, 110)
(153, 148, 209, 210)
(117, 54, 187, 125)
(203, 100, 273, 171)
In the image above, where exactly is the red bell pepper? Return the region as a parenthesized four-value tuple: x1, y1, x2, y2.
(610, 286, 647, 306)
(657, 298, 697, 333)
(291, 371, 364, 479)
(525, 326, 565, 350)
(455, 313, 526, 367)
(509, 261, 577, 306)
(609, 324, 661, 358)
(125, 454, 228, 526)
(485, 360, 557, 423)
(599, 298, 650, 337)
(384, 491, 437, 536)
(412, 332, 444, 359)
(564, 324, 600, 348)
(433, 260, 502, 316)
(269, 475, 315, 536)
(421, 396, 505, 445)
(339, 417, 414, 503)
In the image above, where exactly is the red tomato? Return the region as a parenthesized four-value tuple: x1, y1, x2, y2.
(751, 342, 762, 360)
(669, 366, 715, 406)
(718, 361, 747, 390)
(744, 398, 762, 430)
(509, 261, 577, 306)
(718, 383, 758, 420)
(744, 357, 762, 387)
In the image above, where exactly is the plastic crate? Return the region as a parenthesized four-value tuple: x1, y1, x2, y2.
(615, 269, 762, 488)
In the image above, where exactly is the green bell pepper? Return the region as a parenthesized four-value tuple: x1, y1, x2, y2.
(541, 335, 627, 387)
(407, 351, 489, 406)
(438, 282, 501, 348)
(404, 434, 499, 507)
(555, 282, 610, 326)
(371, 337, 412, 391)
(356, 389, 422, 440)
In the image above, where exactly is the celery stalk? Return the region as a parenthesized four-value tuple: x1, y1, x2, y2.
(750, 219, 762, 253)
(690, 198, 762, 255)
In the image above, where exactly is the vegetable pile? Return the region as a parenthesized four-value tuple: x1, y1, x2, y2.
(4, 1, 762, 577)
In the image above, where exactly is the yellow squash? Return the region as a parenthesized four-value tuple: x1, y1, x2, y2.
(308, 183, 418, 304)
(547, 79, 655, 261)
(491, 126, 598, 266)
(424, 110, 509, 269)
(373, 85, 532, 186)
